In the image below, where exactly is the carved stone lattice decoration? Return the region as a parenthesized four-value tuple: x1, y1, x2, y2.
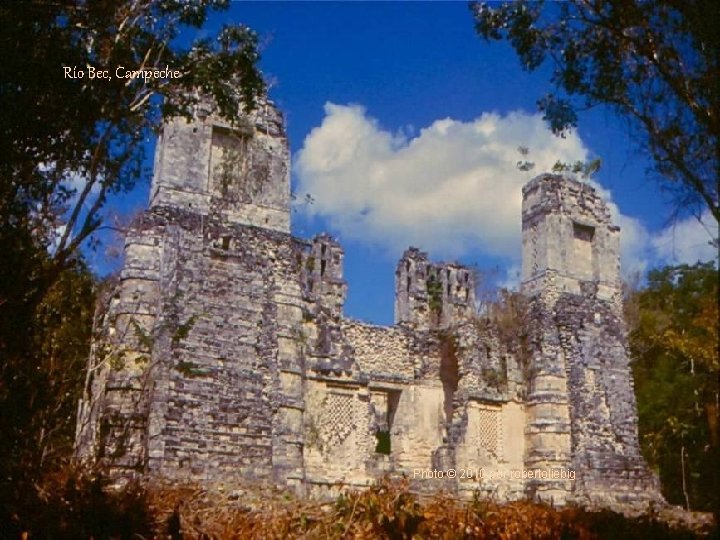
(477, 406, 502, 460)
(319, 392, 357, 447)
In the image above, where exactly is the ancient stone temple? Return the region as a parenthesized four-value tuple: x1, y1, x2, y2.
(75, 97, 662, 509)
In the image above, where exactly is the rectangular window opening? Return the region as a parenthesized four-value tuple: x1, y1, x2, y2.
(373, 390, 400, 455)
(210, 125, 248, 197)
(573, 222, 595, 242)
(375, 430, 391, 455)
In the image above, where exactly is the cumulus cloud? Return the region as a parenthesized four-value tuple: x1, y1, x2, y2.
(295, 103, 716, 277)
(587, 181, 654, 277)
(651, 211, 718, 265)
(296, 103, 587, 259)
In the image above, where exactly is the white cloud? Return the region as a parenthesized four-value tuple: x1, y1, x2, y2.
(587, 181, 654, 277)
(295, 103, 717, 277)
(498, 263, 522, 291)
(651, 211, 718, 265)
(296, 103, 588, 259)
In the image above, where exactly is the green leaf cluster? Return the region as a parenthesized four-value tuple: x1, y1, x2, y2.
(629, 262, 719, 513)
(0, 0, 263, 526)
(0, 257, 96, 519)
(471, 0, 719, 225)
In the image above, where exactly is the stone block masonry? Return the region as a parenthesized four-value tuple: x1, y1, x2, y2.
(75, 97, 663, 511)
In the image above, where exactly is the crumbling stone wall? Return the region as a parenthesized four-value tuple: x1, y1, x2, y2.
(521, 174, 661, 507)
(395, 248, 476, 329)
(76, 101, 662, 510)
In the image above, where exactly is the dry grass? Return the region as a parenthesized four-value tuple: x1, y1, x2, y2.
(4, 473, 716, 539)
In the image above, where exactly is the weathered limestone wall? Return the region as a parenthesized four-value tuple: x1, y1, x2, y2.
(75, 212, 166, 479)
(395, 247, 476, 329)
(521, 174, 661, 508)
(454, 400, 526, 500)
(523, 295, 575, 504)
(303, 380, 376, 487)
(391, 384, 446, 471)
(150, 97, 290, 233)
(557, 291, 660, 507)
(77, 207, 310, 485)
(342, 322, 415, 380)
(448, 321, 526, 499)
(144, 211, 291, 481)
(76, 97, 661, 511)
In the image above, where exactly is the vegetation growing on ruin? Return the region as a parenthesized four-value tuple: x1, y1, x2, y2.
(3, 261, 716, 531)
(627, 262, 719, 515)
(472, 0, 719, 224)
(426, 275, 444, 314)
(4, 473, 714, 539)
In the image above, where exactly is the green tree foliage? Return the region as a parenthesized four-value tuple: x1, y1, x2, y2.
(628, 262, 719, 514)
(0, 259, 96, 525)
(471, 1, 719, 225)
(0, 0, 264, 529)
(0, 0, 264, 303)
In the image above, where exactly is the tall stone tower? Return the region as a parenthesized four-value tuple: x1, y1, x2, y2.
(75, 97, 308, 487)
(149, 98, 290, 232)
(520, 174, 661, 507)
(521, 173, 621, 301)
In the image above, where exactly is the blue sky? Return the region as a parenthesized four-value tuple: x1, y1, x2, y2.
(102, 2, 717, 325)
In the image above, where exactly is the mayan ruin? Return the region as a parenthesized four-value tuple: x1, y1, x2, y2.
(75, 97, 664, 510)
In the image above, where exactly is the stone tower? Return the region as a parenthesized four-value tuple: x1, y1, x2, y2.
(303, 233, 347, 319)
(395, 247, 476, 330)
(150, 97, 290, 232)
(521, 174, 661, 507)
(521, 173, 621, 301)
(75, 97, 308, 487)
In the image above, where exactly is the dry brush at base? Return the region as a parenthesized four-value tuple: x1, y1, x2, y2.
(147, 477, 714, 539)
(13, 473, 713, 539)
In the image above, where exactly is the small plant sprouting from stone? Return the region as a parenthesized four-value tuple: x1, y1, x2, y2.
(516, 146, 535, 172)
(304, 396, 328, 452)
(552, 158, 601, 180)
(291, 327, 309, 347)
(175, 360, 207, 378)
(171, 314, 199, 346)
(427, 276, 443, 314)
(481, 367, 507, 389)
(103, 344, 128, 371)
(305, 414, 322, 451)
(305, 255, 316, 273)
(132, 319, 154, 351)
